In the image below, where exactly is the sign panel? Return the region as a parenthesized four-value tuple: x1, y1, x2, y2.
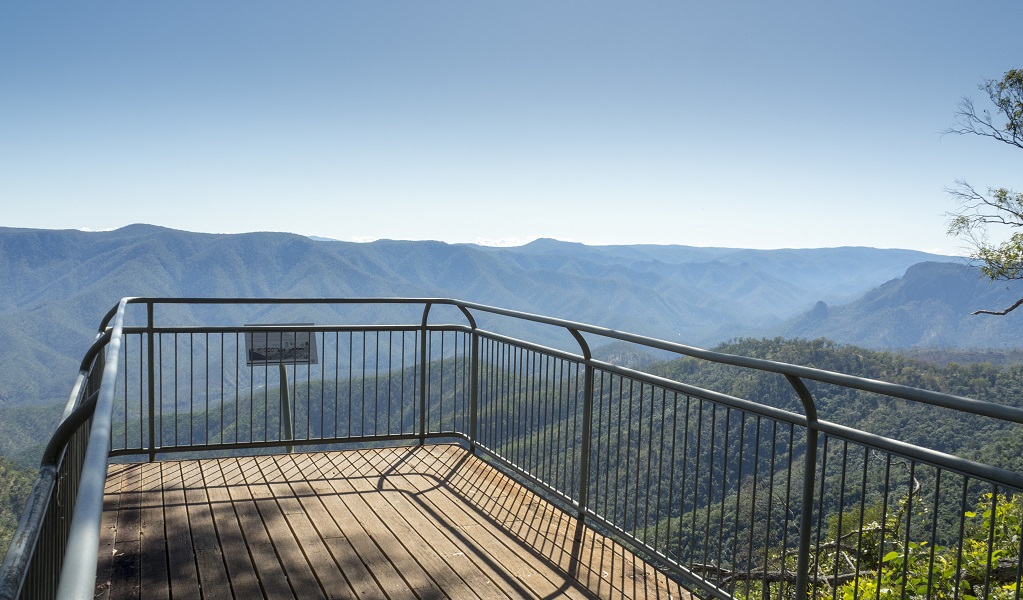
(244, 324, 318, 366)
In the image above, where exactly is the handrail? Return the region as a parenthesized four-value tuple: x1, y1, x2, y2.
(41, 392, 100, 467)
(452, 298, 1023, 424)
(55, 298, 128, 600)
(115, 297, 1023, 425)
(5, 297, 1022, 599)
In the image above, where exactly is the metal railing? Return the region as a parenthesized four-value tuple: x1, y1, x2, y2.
(3, 297, 1023, 599)
(0, 300, 125, 600)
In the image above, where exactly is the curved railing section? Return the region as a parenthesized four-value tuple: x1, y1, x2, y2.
(3, 297, 1022, 599)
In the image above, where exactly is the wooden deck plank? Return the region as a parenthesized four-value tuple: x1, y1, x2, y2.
(179, 460, 233, 597)
(101, 445, 694, 600)
(322, 450, 486, 600)
(358, 449, 594, 600)
(110, 463, 142, 600)
(138, 462, 170, 600)
(256, 454, 357, 600)
(96, 463, 128, 600)
(202, 458, 263, 599)
(273, 454, 387, 599)
(160, 462, 201, 600)
(340, 448, 586, 599)
(308, 451, 448, 599)
(237, 455, 327, 599)
(300, 451, 430, 598)
(402, 448, 594, 598)
(218, 458, 297, 600)
(292, 452, 421, 598)
(344, 449, 512, 599)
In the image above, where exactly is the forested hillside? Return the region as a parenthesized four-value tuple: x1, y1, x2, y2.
(654, 337, 1023, 472)
(0, 459, 34, 558)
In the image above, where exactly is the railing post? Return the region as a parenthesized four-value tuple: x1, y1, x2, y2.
(577, 363, 595, 525)
(147, 302, 156, 462)
(419, 303, 433, 445)
(279, 363, 294, 453)
(469, 331, 479, 452)
(567, 329, 594, 527)
(89, 341, 105, 402)
(786, 374, 819, 600)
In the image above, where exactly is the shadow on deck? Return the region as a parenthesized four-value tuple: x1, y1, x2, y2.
(97, 444, 692, 600)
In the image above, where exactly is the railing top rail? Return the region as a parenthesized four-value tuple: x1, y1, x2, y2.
(113, 296, 1023, 426)
(57, 298, 128, 600)
(454, 299, 1023, 425)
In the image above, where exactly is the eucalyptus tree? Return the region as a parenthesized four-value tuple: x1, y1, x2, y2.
(946, 69, 1023, 315)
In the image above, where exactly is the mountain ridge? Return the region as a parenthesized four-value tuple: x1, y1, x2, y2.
(0, 224, 991, 411)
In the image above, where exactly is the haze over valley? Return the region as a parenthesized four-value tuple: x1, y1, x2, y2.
(3, 224, 1021, 413)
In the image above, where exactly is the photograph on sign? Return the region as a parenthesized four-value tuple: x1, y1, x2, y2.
(244, 324, 318, 366)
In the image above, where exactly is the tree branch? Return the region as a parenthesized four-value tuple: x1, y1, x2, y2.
(972, 295, 1023, 316)
(944, 72, 1023, 151)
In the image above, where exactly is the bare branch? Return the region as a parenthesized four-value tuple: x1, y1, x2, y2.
(946, 181, 1023, 232)
(945, 70, 1023, 151)
(972, 295, 1023, 316)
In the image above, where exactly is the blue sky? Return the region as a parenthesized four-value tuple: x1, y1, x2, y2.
(1, 1, 1020, 251)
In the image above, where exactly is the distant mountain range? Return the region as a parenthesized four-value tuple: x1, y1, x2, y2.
(1, 224, 1019, 411)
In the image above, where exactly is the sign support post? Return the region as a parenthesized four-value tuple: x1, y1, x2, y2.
(244, 324, 317, 454)
(279, 362, 294, 453)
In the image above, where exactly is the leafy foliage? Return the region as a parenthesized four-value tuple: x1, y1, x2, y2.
(0, 457, 36, 560)
(835, 493, 1022, 600)
(946, 69, 1023, 315)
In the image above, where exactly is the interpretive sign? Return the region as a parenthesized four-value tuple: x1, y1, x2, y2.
(244, 324, 318, 366)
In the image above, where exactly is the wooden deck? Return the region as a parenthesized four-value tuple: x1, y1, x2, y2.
(96, 444, 693, 599)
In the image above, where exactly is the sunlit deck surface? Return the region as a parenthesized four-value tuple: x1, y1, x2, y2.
(96, 444, 691, 599)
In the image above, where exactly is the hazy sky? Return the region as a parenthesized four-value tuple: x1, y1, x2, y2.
(2, 2, 1020, 251)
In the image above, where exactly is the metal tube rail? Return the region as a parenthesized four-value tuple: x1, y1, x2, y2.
(451, 298, 1023, 425)
(55, 298, 128, 600)
(116, 297, 1023, 426)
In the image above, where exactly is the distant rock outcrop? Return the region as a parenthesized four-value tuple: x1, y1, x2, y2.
(780, 262, 1023, 348)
